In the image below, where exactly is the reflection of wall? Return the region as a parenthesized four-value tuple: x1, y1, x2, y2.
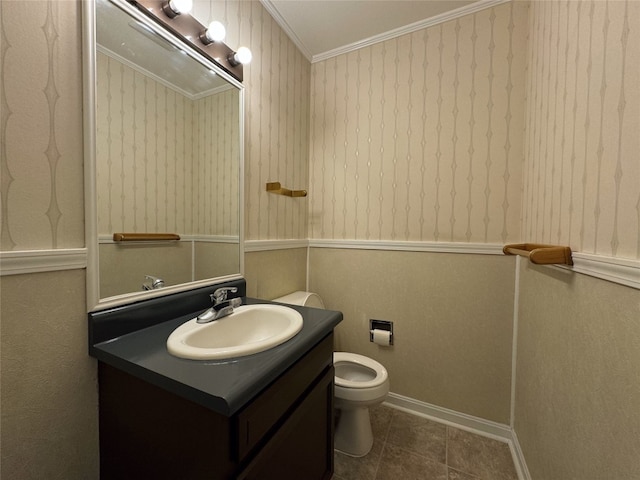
(194, 241, 240, 280)
(96, 52, 239, 237)
(193, 91, 240, 237)
(99, 242, 192, 297)
(99, 239, 239, 297)
(96, 52, 194, 234)
(96, 53, 240, 297)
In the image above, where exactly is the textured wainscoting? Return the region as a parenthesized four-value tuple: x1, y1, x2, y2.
(0, 270, 99, 479)
(309, 247, 515, 425)
(244, 247, 308, 300)
(514, 261, 640, 480)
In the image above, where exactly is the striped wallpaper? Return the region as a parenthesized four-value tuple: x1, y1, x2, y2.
(3, 0, 638, 262)
(192, 88, 240, 237)
(0, 0, 85, 250)
(192, 0, 311, 241)
(308, 2, 528, 244)
(522, 0, 639, 260)
(96, 52, 239, 237)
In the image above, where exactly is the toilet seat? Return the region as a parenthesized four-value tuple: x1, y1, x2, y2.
(334, 352, 388, 389)
(333, 351, 390, 457)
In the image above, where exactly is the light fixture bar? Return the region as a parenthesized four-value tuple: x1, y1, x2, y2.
(128, 0, 244, 81)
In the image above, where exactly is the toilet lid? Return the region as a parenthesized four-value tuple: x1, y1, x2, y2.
(333, 352, 388, 389)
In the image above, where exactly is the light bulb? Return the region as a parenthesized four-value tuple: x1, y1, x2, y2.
(233, 46, 252, 65)
(205, 21, 226, 43)
(167, 0, 192, 15)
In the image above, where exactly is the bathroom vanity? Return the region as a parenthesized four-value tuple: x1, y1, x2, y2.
(89, 280, 342, 479)
(84, 2, 342, 476)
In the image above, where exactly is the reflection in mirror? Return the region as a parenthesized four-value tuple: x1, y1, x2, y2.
(92, 0, 242, 302)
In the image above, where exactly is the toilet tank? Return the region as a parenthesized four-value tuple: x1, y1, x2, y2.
(272, 291, 325, 309)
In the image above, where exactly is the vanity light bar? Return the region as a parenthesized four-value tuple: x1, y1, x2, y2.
(128, 0, 245, 81)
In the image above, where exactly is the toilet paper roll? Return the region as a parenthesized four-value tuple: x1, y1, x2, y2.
(371, 329, 392, 346)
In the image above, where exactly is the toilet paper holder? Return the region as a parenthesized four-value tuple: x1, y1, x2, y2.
(370, 319, 394, 345)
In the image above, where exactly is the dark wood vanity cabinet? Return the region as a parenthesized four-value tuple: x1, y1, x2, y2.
(98, 333, 334, 480)
(238, 367, 334, 480)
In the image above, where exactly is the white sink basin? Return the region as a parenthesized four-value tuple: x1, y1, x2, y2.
(166, 304, 303, 360)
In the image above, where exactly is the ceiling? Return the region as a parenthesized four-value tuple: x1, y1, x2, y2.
(260, 0, 493, 62)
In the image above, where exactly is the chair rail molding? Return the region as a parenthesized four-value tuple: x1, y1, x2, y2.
(0, 249, 87, 276)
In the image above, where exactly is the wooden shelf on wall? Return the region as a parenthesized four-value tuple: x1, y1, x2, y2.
(266, 182, 307, 198)
(113, 233, 180, 242)
(503, 243, 573, 266)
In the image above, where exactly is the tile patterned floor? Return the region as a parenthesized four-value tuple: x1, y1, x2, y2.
(333, 405, 519, 480)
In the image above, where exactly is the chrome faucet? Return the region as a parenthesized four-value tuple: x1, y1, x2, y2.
(142, 275, 164, 290)
(196, 287, 241, 323)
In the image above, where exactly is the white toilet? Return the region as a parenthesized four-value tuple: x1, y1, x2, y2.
(333, 352, 389, 456)
(272, 291, 390, 458)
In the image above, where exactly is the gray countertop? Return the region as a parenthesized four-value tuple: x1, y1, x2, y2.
(90, 298, 342, 416)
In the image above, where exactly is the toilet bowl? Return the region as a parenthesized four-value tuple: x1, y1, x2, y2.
(271, 292, 390, 457)
(333, 352, 389, 457)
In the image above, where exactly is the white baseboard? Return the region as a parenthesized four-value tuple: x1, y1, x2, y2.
(384, 392, 530, 480)
(510, 429, 532, 480)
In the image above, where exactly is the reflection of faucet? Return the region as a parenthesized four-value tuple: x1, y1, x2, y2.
(196, 287, 241, 323)
(142, 275, 165, 290)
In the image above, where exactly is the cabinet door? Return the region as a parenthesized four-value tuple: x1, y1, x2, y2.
(238, 367, 334, 480)
(98, 363, 235, 480)
(236, 334, 333, 461)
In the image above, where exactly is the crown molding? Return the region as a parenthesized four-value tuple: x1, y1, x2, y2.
(311, 0, 510, 63)
(259, 0, 313, 61)
(261, 0, 511, 64)
(261, 0, 511, 63)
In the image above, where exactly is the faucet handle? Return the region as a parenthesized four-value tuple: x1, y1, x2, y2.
(142, 275, 164, 290)
(210, 286, 239, 304)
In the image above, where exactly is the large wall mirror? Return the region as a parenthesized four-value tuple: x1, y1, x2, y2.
(84, 0, 244, 311)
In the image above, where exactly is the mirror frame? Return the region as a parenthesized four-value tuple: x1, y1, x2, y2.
(83, 0, 245, 311)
